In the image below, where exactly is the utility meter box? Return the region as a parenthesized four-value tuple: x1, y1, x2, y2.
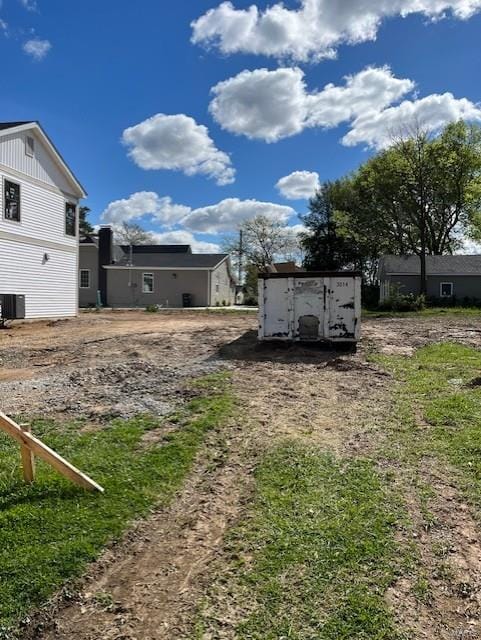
(258, 272, 361, 344)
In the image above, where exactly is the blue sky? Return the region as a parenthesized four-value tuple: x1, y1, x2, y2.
(2, 0, 481, 251)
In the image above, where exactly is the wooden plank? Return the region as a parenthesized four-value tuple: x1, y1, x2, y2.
(19, 423, 35, 483)
(0, 412, 104, 493)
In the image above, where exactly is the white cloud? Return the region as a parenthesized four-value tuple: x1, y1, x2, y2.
(23, 37, 51, 60)
(122, 113, 235, 186)
(151, 196, 191, 226)
(192, 0, 481, 62)
(150, 230, 221, 253)
(210, 65, 481, 148)
(459, 237, 481, 254)
(101, 192, 295, 236)
(182, 198, 295, 234)
(343, 93, 481, 148)
(210, 66, 414, 142)
(0, 18, 7, 34)
(288, 223, 309, 236)
(276, 171, 320, 199)
(102, 192, 164, 224)
(19, 0, 38, 11)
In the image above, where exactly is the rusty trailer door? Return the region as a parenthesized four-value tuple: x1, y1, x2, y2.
(293, 276, 324, 341)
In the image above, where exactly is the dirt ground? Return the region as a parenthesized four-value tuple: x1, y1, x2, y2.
(2, 310, 481, 640)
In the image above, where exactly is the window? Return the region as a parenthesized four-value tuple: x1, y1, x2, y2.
(143, 273, 154, 293)
(65, 202, 77, 236)
(25, 136, 35, 157)
(4, 179, 20, 222)
(440, 282, 453, 298)
(79, 269, 90, 289)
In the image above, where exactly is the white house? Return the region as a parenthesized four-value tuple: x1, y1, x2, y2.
(0, 121, 86, 318)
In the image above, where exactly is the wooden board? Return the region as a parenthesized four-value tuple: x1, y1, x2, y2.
(0, 412, 104, 493)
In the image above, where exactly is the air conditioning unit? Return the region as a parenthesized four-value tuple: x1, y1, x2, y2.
(0, 294, 26, 320)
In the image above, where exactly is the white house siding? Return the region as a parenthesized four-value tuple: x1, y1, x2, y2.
(0, 170, 79, 248)
(0, 129, 81, 319)
(0, 237, 77, 318)
(0, 130, 75, 196)
(210, 260, 235, 306)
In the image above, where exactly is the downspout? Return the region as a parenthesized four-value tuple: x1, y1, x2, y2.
(207, 269, 211, 307)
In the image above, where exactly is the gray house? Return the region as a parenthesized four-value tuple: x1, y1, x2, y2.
(79, 227, 236, 308)
(378, 255, 481, 302)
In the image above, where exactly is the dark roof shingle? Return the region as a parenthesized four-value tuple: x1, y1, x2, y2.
(380, 254, 481, 276)
(114, 252, 228, 269)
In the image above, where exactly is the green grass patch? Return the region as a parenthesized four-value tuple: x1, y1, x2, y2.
(197, 443, 404, 640)
(0, 372, 233, 635)
(363, 307, 481, 319)
(376, 343, 481, 510)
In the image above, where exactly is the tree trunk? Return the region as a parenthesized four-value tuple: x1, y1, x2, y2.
(419, 251, 427, 295)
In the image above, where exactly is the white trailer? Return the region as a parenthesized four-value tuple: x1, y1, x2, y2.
(258, 272, 361, 345)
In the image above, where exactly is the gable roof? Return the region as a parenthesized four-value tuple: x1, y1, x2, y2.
(118, 244, 191, 255)
(110, 252, 229, 269)
(380, 255, 481, 276)
(0, 121, 86, 198)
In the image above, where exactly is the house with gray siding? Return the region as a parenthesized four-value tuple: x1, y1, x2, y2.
(378, 255, 481, 302)
(79, 226, 236, 308)
(0, 121, 86, 318)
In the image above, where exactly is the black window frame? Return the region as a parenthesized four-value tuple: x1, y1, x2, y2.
(65, 202, 77, 237)
(79, 269, 91, 289)
(4, 179, 21, 223)
(440, 282, 454, 298)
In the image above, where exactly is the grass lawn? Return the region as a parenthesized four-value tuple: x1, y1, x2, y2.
(196, 342, 481, 639)
(363, 307, 481, 318)
(196, 443, 405, 640)
(376, 342, 481, 509)
(0, 372, 233, 636)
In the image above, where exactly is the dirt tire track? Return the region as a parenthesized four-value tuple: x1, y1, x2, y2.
(35, 414, 255, 640)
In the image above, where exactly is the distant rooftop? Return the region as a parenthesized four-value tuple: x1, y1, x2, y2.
(380, 254, 481, 276)
(118, 244, 191, 255)
(113, 252, 229, 269)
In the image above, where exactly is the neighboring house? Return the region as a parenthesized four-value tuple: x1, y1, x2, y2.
(0, 121, 86, 318)
(378, 255, 481, 302)
(79, 226, 236, 308)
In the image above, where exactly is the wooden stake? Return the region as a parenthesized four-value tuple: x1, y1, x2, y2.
(19, 423, 35, 484)
(0, 412, 104, 493)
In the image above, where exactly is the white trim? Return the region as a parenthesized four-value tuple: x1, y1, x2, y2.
(0, 123, 86, 198)
(0, 229, 77, 253)
(142, 272, 154, 294)
(440, 282, 454, 298)
(104, 265, 221, 271)
(0, 163, 81, 200)
(79, 269, 91, 289)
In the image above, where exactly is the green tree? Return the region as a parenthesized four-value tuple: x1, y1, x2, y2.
(301, 182, 360, 272)
(338, 121, 481, 293)
(79, 206, 94, 235)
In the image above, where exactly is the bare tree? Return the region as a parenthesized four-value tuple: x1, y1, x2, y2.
(223, 215, 301, 271)
(115, 222, 154, 245)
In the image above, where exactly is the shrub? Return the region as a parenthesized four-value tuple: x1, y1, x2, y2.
(145, 304, 159, 313)
(379, 291, 426, 312)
